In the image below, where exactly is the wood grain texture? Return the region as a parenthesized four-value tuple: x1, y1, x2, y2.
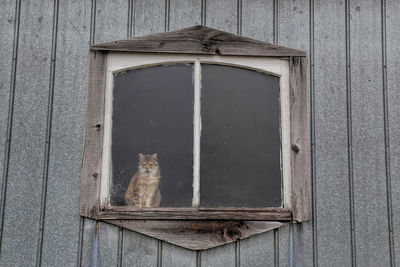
(106, 220, 285, 250)
(91, 26, 306, 57)
(289, 57, 311, 222)
(99, 207, 292, 221)
(80, 50, 106, 218)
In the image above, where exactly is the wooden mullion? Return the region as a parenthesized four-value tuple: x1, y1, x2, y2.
(193, 60, 201, 207)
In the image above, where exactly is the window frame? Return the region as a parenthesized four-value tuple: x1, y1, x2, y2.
(81, 51, 308, 222)
(80, 26, 310, 228)
(102, 53, 291, 212)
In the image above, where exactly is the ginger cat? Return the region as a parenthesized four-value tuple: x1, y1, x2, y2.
(124, 153, 161, 207)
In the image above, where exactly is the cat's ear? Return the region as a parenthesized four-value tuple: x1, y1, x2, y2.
(151, 153, 158, 160)
(139, 153, 145, 161)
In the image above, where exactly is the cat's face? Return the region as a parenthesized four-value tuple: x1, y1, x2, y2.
(138, 153, 159, 175)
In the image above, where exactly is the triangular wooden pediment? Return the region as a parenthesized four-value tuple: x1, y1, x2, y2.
(104, 219, 286, 250)
(91, 25, 305, 57)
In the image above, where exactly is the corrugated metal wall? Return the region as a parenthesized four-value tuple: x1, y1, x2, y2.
(0, 0, 399, 266)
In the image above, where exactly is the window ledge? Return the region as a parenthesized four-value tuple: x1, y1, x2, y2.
(97, 206, 292, 221)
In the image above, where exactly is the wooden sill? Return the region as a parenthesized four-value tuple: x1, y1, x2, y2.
(97, 206, 292, 221)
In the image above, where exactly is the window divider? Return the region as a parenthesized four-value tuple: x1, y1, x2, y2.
(192, 60, 201, 208)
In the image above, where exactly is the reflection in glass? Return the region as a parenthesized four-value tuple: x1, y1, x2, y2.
(110, 64, 194, 207)
(200, 64, 282, 208)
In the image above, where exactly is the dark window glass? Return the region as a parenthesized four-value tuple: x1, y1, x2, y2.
(200, 64, 281, 208)
(110, 64, 194, 207)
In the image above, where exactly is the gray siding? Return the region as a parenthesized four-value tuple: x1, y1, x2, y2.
(0, 0, 398, 266)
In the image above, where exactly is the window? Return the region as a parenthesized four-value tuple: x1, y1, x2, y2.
(80, 26, 310, 250)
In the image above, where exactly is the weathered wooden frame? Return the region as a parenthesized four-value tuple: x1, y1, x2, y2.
(102, 53, 292, 211)
(80, 26, 310, 250)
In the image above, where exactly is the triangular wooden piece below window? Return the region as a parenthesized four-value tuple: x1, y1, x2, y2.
(104, 220, 286, 250)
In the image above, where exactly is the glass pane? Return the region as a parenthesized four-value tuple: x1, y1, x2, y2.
(110, 64, 194, 207)
(200, 64, 281, 208)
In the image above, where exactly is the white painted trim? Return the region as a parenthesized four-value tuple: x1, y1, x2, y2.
(100, 56, 113, 206)
(280, 60, 292, 209)
(101, 52, 291, 209)
(193, 60, 201, 207)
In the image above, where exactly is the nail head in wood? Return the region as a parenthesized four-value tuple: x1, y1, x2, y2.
(291, 144, 300, 153)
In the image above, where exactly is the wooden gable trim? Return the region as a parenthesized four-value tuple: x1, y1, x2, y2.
(90, 26, 306, 57)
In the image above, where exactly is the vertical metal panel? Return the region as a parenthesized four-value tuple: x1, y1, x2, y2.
(0, 0, 20, 262)
(134, 0, 166, 36)
(161, 243, 196, 267)
(240, 231, 275, 267)
(0, 0, 16, 202)
(205, 0, 237, 33)
(278, 0, 309, 52)
(278, 225, 290, 267)
(350, 0, 390, 265)
(387, 0, 400, 265)
(97, 222, 119, 266)
(80, 219, 96, 266)
(169, 0, 201, 30)
(121, 230, 158, 266)
(0, 0, 398, 266)
(95, 0, 129, 43)
(169, 0, 201, 31)
(0, 0, 54, 265)
(313, 0, 352, 266)
(241, 0, 274, 42)
(279, 0, 313, 266)
(200, 243, 236, 267)
(40, 0, 91, 266)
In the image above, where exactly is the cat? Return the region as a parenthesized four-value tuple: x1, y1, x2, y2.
(124, 153, 161, 207)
